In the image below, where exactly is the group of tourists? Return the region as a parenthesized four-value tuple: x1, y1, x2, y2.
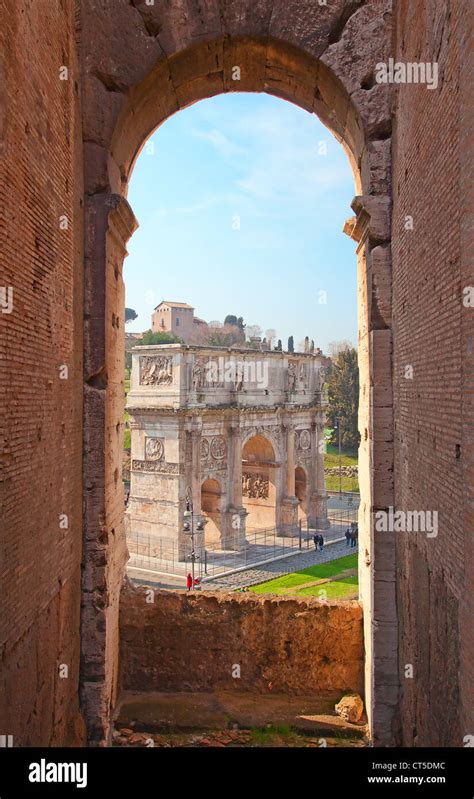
(312, 533, 324, 551)
(345, 523, 358, 548)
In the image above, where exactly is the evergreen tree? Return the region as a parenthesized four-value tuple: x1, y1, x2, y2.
(125, 307, 138, 323)
(288, 335, 294, 353)
(326, 347, 360, 451)
(224, 314, 245, 331)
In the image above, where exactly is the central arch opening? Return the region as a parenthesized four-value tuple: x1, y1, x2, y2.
(81, 34, 395, 746)
(242, 434, 278, 532)
(122, 89, 359, 581)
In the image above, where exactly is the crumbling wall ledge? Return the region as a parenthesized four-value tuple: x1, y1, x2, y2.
(119, 580, 364, 696)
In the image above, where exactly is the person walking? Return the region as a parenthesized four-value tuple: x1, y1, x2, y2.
(313, 533, 318, 550)
(350, 529, 356, 548)
(319, 534, 324, 552)
(345, 527, 351, 547)
(186, 572, 192, 591)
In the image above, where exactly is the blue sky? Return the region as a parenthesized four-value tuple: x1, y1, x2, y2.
(124, 92, 357, 352)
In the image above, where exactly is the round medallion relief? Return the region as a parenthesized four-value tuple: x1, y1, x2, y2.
(299, 429, 311, 450)
(210, 436, 226, 459)
(145, 438, 164, 461)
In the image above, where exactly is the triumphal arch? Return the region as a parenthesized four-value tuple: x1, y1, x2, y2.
(126, 344, 329, 557)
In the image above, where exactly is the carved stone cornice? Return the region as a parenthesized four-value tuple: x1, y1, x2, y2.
(107, 194, 139, 255)
(344, 194, 391, 252)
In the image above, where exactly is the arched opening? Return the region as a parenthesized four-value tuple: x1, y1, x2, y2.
(200, 478, 222, 546)
(295, 465, 307, 524)
(81, 33, 395, 745)
(295, 466, 306, 502)
(242, 435, 277, 531)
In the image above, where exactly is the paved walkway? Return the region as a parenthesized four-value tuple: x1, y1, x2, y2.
(203, 540, 358, 590)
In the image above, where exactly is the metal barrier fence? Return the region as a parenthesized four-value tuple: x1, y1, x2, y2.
(127, 506, 359, 581)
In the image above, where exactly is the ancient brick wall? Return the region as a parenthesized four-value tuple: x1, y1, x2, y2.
(0, 0, 84, 745)
(392, 0, 473, 745)
(120, 584, 364, 696)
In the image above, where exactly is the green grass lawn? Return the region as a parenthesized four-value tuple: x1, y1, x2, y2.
(324, 443, 359, 492)
(296, 575, 358, 599)
(249, 553, 358, 599)
(324, 443, 358, 466)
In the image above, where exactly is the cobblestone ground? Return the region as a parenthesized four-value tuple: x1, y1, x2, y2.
(203, 539, 358, 591)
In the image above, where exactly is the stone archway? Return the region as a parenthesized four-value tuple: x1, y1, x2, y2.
(295, 465, 308, 523)
(242, 434, 278, 531)
(80, 6, 395, 745)
(201, 477, 223, 547)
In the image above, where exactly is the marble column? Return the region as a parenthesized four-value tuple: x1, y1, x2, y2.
(280, 422, 299, 535)
(190, 429, 202, 514)
(181, 427, 204, 559)
(308, 419, 329, 529)
(287, 427, 296, 495)
(223, 424, 247, 549)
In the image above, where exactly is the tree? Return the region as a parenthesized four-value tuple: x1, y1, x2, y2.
(264, 329, 276, 349)
(246, 324, 262, 340)
(136, 330, 182, 345)
(125, 307, 138, 324)
(276, 339, 282, 351)
(288, 335, 294, 353)
(225, 314, 245, 331)
(327, 339, 353, 358)
(192, 323, 245, 347)
(326, 347, 359, 451)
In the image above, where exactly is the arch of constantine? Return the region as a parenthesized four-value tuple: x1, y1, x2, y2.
(126, 345, 329, 559)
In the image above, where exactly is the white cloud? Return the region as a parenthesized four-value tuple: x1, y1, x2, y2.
(190, 127, 247, 160)
(191, 100, 354, 210)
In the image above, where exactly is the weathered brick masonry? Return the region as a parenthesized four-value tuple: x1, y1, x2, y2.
(120, 584, 364, 696)
(0, 0, 84, 744)
(392, 0, 473, 745)
(0, 0, 471, 748)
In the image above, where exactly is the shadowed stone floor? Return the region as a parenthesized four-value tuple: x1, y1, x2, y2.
(113, 691, 367, 748)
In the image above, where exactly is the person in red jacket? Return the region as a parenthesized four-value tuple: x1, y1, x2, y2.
(186, 573, 192, 591)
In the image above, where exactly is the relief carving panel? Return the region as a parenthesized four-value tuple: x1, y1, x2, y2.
(139, 356, 173, 386)
(242, 472, 269, 499)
